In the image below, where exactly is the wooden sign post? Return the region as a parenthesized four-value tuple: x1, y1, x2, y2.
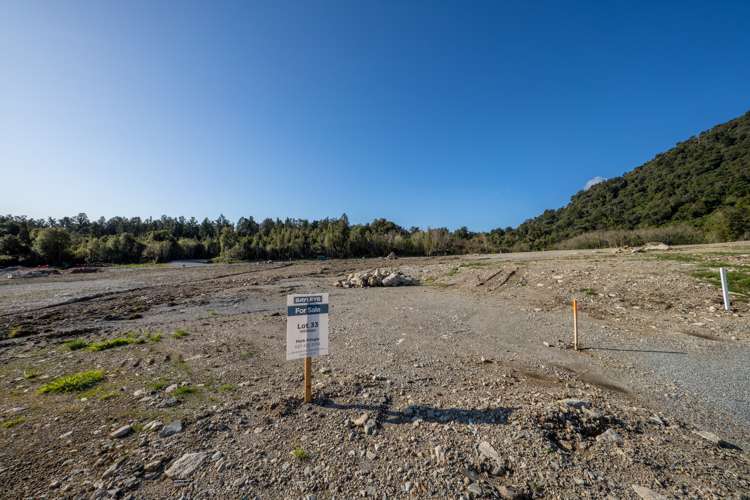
(304, 356, 312, 403)
(286, 293, 329, 404)
(572, 299, 579, 351)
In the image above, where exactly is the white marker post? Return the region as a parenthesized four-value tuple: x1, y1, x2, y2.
(286, 293, 329, 403)
(720, 268, 731, 311)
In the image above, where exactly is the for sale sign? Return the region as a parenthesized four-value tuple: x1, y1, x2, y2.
(286, 293, 329, 360)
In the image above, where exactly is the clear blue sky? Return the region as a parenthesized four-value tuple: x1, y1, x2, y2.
(1, 1, 749, 231)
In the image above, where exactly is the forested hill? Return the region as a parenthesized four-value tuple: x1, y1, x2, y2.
(503, 110, 750, 249)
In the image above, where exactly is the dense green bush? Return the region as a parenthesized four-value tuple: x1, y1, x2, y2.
(32, 228, 72, 265)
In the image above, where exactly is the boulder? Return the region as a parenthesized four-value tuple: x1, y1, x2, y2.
(165, 452, 208, 480)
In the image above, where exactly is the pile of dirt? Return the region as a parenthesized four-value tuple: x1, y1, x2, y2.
(5, 267, 61, 279)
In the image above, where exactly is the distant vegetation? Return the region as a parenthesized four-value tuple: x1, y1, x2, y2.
(1, 111, 748, 266)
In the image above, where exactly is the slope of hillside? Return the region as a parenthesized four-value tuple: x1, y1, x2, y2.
(508, 110, 750, 249)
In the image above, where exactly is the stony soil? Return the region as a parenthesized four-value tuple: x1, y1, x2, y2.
(1, 243, 749, 499)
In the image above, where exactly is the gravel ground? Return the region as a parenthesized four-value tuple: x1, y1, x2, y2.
(0, 243, 748, 499)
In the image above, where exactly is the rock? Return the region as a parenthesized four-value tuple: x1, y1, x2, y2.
(386, 251, 398, 260)
(596, 428, 623, 445)
(498, 485, 525, 499)
(335, 268, 416, 288)
(109, 425, 132, 439)
(143, 420, 163, 432)
(693, 430, 740, 449)
(159, 420, 183, 438)
(59, 431, 73, 440)
(144, 459, 163, 472)
(353, 413, 369, 427)
(478, 441, 500, 463)
(631, 485, 667, 500)
(165, 452, 209, 480)
(363, 419, 377, 436)
(434, 445, 447, 464)
(631, 242, 670, 253)
(467, 482, 482, 495)
(693, 430, 721, 444)
(558, 398, 592, 409)
(649, 415, 666, 426)
(102, 457, 125, 479)
(133, 389, 146, 397)
(164, 384, 179, 394)
(158, 397, 179, 408)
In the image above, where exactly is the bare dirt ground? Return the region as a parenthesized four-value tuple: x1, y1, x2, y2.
(1, 243, 749, 499)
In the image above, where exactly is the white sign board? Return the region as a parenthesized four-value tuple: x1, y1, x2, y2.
(286, 293, 329, 360)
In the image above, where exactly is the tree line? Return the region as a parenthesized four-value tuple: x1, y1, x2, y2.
(3, 112, 749, 267)
(0, 213, 519, 266)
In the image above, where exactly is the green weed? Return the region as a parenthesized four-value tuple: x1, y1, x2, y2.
(146, 331, 162, 343)
(291, 447, 310, 460)
(147, 379, 169, 391)
(172, 329, 190, 339)
(65, 338, 90, 350)
(1, 417, 26, 429)
(38, 370, 105, 394)
(173, 386, 197, 397)
(7, 325, 31, 339)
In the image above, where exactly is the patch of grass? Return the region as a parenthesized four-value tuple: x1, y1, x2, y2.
(38, 370, 105, 394)
(172, 329, 190, 339)
(291, 447, 310, 460)
(445, 267, 461, 277)
(80, 385, 119, 401)
(146, 331, 162, 343)
(207, 309, 219, 317)
(459, 260, 495, 269)
(1, 417, 26, 429)
(65, 338, 90, 350)
(87, 337, 136, 351)
(173, 386, 197, 397)
(147, 379, 169, 391)
(692, 269, 750, 300)
(579, 287, 598, 297)
(23, 369, 39, 380)
(239, 351, 255, 360)
(7, 325, 32, 339)
(651, 253, 702, 263)
(98, 391, 119, 401)
(217, 383, 235, 393)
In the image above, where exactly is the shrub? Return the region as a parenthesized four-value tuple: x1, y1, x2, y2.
(32, 228, 72, 265)
(291, 447, 309, 460)
(556, 225, 704, 250)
